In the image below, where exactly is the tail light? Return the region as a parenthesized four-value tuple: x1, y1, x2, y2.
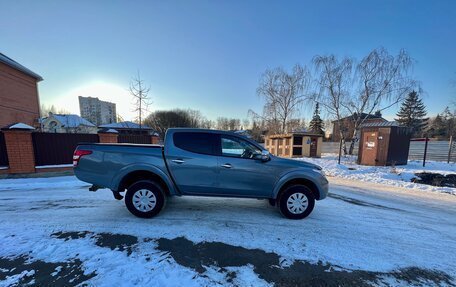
(73, 150, 92, 167)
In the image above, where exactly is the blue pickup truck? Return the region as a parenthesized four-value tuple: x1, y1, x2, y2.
(74, 128, 328, 219)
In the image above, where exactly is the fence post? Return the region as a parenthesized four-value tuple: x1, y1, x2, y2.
(423, 137, 429, 167)
(449, 136, 453, 164)
(2, 123, 36, 174)
(98, 129, 118, 143)
(338, 139, 342, 165)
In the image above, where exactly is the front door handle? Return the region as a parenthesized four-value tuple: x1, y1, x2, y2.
(172, 159, 185, 164)
(221, 163, 232, 168)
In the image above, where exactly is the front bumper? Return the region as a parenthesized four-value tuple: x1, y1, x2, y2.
(317, 175, 329, 200)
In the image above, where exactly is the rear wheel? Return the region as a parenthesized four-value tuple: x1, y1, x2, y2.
(125, 180, 165, 218)
(278, 185, 315, 219)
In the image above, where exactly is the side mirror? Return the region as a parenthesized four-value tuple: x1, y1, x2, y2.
(254, 150, 270, 162)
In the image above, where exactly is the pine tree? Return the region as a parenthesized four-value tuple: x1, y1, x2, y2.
(427, 114, 446, 138)
(309, 103, 324, 135)
(395, 91, 428, 137)
(442, 106, 456, 138)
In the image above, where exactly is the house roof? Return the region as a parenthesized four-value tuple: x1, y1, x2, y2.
(332, 113, 385, 123)
(267, 132, 324, 138)
(359, 121, 401, 128)
(99, 121, 153, 129)
(0, 53, 43, 81)
(44, 114, 96, 127)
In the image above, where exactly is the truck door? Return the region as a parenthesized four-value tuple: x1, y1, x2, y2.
(216, 135, 275, 197)
(165, 131, 219, 194)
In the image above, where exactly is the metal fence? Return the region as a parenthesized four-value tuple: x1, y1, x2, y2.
(321, 141, 359, 155)
(408, 141, 454, 162)
(32, 133, 99, 166)
(118, 134, 151, 144)
(321, 140, 456, 163)
(0, 132, 8, 167)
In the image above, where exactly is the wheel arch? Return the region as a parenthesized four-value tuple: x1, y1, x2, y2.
(274, 177, 321, 200)
(114, 165, 176, 196)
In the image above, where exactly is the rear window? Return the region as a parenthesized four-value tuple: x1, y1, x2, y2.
(173, 132, 217, 155)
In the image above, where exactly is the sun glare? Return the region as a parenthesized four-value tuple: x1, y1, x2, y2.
(50, 82, 135, 120)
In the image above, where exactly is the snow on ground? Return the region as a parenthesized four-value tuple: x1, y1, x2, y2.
(299, 153, 456, 195)
(0, 176, 455, 286)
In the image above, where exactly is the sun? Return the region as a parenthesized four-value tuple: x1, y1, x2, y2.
(51, 82, 135, 120)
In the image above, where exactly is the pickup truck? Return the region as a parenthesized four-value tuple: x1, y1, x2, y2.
(74, 128, 328, 219)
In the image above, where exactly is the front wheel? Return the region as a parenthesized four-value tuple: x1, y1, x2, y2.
(278, 185, 315, 219)
(125, 180, 165, 218)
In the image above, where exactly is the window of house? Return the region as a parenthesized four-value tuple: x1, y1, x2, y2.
(294, 136, 303, 145)
(293, 147, 302, 156)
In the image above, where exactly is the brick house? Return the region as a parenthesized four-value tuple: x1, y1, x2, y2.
(0, 53, 43, 128)
(332, 113, 386, 142)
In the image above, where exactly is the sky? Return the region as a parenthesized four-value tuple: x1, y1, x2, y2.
(1, 0, 455, 122)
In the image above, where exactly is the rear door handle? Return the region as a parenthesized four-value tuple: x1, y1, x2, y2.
(221, 163, 232, 168)
(172, 159, 185, 164)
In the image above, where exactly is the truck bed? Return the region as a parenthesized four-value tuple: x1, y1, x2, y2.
(75, 143, 169, 192)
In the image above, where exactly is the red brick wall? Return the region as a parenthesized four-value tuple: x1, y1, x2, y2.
(99, 133, 118, 143)
(3, 130, 35, 173)
(0, 62, 40, 128)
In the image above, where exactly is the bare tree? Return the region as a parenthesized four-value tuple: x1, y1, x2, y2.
(145, 109, 191, 138)
(313, 55, 353, 153)
(144, 108, 211, 137)
(287, 118, 307, 132)
(345, 48, 417, 153)
(40, 104, 70, 117)
(215, 117, 241, 131)
(252, 64, 312, 134)
(242, 118, 250, 130)
(130, 72, 151, 129)
(313, 48, 417, 154)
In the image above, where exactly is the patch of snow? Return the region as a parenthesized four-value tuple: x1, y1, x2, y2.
(295, 154, 456, 195)
(0, 166, 8, 170)
(0, 176, 88, 191)
(35, 164, 73, 169)
(8, 123, 34, 130)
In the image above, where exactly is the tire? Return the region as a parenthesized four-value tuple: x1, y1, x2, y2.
(125, 180, 165, 218)
(278, 185, 315, 219)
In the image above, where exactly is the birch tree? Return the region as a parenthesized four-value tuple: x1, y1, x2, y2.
(313, 48, 417, 154)
(253, 64, 312, 134)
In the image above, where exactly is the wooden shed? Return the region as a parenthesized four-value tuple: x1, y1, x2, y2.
(358, 122, 411, 166)
(265, 132, 323, 158)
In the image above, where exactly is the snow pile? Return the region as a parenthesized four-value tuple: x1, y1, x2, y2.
(297, 154, 456, 194)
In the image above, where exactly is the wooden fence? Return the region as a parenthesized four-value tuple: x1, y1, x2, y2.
(118, 134, 152, 144)
(32, 133, 99, 166)
(0, 132, 8, 167)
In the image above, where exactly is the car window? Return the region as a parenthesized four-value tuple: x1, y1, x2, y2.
(221, 136, 261, 159)
(173, 132, 217, 155)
